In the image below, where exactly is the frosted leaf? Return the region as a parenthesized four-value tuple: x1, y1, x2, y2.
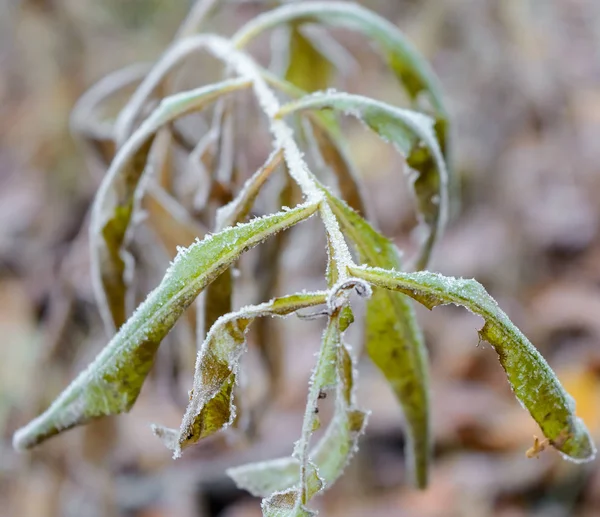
(349, 265, 597, 463)
(90, 77, 250, 332)
(232, 0, 451, 180)
(13, 205, 319, 451)
(277, 91, 448, 271)
(216, 148, 284, 230)
(157, 292, 328, 457)
(323, 191, 431, 487)
(229, 316, 367, 501)
(70, 62, 150, 142)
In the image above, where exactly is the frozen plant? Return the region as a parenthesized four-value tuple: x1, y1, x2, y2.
(13, 1, 595, 515)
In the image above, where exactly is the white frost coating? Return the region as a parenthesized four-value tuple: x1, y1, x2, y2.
(277, 91, 449, 264)
(215, 148, 283, 229)
(15, 204, 319, 449)
(327, 277, 372, 312)
(202, 36, 354, 278)
(90, 76, 249, 333)
(227, 456, 300, 497)
(110, 31, 355, 278)
(161, 291, 329, 457)
(232, 1, 445, 112)
(115, 34, 227, 145)
(166, 201, 317, 278)
(349, 265, 597, 463)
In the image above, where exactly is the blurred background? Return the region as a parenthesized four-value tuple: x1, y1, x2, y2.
(2, 1, 600, 516)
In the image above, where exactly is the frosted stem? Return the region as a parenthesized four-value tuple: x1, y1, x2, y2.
(204, 36, 353, 279)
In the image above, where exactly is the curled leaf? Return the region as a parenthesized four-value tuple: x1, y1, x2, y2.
(324, 190, 430, 488)
(12, 203, 318, 451)
(91, 78, 250, 332)
(154, 291, 328, 457)
(261, 70, 367, 216)
(233, 1, 450, 161)
(348, 265, 597, 463)
(278, 92, 448, 270)
(71, 62, 150, 143)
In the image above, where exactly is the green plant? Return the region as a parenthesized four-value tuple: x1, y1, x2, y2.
(13, 1, 595, 515)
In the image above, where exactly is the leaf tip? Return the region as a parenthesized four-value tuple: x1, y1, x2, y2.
(151, 424, 182, 459)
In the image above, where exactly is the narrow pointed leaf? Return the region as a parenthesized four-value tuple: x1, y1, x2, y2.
(285, 26, 332, 93)
(12, 203, 318, 451)
(233, 1, 450, 159)
(320, 189, 431, 487)
(261, 70, 367, 215)
(229, 315, 367, 500)
(348, 265, 597, 463)
(278, 92, 448, 269)
(155, 291, 328, 457)
(90, 78, 250, 332)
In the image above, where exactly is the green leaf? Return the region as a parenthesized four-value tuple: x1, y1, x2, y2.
(323, 189, 430, 488)
(154, 291, 328, 457)
(348, 265, 597, 463)
(228, 313, 367, 501)
(233, 1, 450, 162)
(91, 78, 251, 332)
(278, 91, 448, 270)
(202, 149, 285, 402)
(261, 70, 367, 216)
(12, 202, 319, 451)
(285, 26, 332, 93)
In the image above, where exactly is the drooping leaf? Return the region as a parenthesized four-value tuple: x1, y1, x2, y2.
(216, 148, 284, 229)
(154, 291, 328, 457)
(348, 265, 598, 463)
(261, 70, 367, 216)
(319, 188, 430, 487)
(285, 26, 332, 93)
(228, 312, 367, 501)
(70, 63, 150, 171)
(233, 1, 450, 160)
(201, 148, 285, 392)
(12, 202, 319, 451)
(278, 92, 448, 270)
(90, 78, 250, 332)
